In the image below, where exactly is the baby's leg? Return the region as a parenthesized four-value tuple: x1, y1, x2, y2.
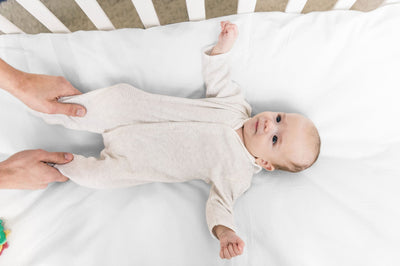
(56, 150, 142, 189)
(32, 83, 159, 134)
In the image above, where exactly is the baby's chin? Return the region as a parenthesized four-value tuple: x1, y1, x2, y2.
(244, 116, 256, 126)
(245, 116, 258, 130)
(242, 119, 251, 135)
(241, 118, 256, 145)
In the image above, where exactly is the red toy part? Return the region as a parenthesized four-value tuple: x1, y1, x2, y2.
(0, 242, 8, 256)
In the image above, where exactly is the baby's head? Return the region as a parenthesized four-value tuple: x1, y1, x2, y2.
(242, 111, 320, 172)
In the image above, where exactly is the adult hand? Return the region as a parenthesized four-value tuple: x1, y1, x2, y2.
(0, 58, 86, 116)
(0, 149, 72, 189)
(13, 72, 86, 117)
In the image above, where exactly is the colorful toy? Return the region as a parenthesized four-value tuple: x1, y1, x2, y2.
(0, 219, 10, 256)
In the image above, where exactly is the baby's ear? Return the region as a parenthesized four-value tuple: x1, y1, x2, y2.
(255, 158, 275, 171)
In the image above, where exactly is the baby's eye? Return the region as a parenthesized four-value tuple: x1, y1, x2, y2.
(276, 115, 281, 123)
(272, 135, 278, 144)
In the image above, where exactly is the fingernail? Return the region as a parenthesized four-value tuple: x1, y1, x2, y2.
(76, 108, 85, 117)
(64, 153, 73, 161)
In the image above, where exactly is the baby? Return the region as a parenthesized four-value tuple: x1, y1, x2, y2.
(35, 21, 320, 260)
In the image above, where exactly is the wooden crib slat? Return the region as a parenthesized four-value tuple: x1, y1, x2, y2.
(186, 0, 206, 21)
(255, 0, 289, 12)
(237, 0, 257, 14)
(302, 0, 337, 13)
(333, 0, 358, 10)
(0, 0, 392, 35)
(350, 0, 385, 11)
(15, 0, 70, 33)
(285, 0, 309, 12)
(0, 14, 24, 34)
(205, 0, 237, 19)
(97, 0, 144, 29)
(74, 0, 115, 30)
(130, 0, 161, 28)
(153, 0, 189, 25)
(41, 0, 98, 32)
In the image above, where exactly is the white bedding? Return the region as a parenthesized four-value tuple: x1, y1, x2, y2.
(1, 4, 400, 266)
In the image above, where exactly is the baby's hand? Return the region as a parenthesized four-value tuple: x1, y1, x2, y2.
(214, 225, 245, 259)
(211, 21, 238, 55)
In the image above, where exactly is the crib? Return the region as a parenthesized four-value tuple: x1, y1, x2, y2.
(0, 0, 400, 266)
(0, 0, 397, 33)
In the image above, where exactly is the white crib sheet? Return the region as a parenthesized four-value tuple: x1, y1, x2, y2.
(1, 4, 400, 266)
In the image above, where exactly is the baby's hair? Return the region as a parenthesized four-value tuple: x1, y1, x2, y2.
(275, 123, 321, 173)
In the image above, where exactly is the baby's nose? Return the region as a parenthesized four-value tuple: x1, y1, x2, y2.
(264, 119, 276, 133)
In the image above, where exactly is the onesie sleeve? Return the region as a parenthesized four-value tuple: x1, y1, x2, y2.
(206, 178, 250, 239)
(202, 45, 244, 99)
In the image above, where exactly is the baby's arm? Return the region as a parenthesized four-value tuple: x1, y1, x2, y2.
(206, 182, 246, 260)
(203, 22, 242, 99)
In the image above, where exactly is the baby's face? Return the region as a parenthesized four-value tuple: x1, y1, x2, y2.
(242, 111, 317, 171)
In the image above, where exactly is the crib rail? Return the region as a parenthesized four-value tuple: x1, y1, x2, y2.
(0, 0, 393, 34)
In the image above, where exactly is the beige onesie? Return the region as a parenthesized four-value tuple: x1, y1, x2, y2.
(34, 47, 262, 237)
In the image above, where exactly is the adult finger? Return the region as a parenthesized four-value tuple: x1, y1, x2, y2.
(39, 151, 74, 164)
(53, 102, 86, 117)
(56, 76, 83, 96)
(56, 173, 69, 182)
(45, 165, 69, 183)
(228, 243, 236, 257)
(61, 85, 83, 96)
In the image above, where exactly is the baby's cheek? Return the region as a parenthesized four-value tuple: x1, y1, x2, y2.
(252, 138, 269, 156)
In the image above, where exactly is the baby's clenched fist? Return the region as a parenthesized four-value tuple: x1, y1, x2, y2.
(213, 225, 245, 259)
(211, 21, 239, 55)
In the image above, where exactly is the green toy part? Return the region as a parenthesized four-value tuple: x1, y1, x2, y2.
(0, 219, 6, 245)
